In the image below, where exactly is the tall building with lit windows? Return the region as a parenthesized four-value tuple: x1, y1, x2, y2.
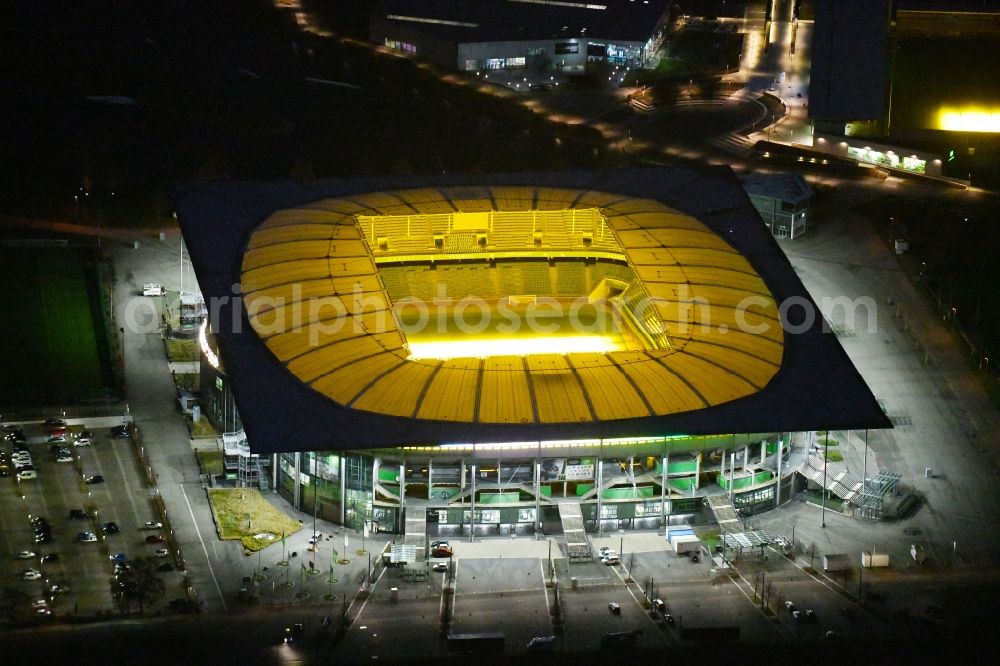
(178, 167, 890, 544)
(369, 0, 672, 76)
(810, 0, 1000, 179)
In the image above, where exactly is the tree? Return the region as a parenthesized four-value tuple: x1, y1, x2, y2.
(1, 586, 34, 625)
(112, 557, 166, 615)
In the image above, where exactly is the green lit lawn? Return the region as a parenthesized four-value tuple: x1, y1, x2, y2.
(165, 337, 199, 362)
(188, 416, 218, 439)
(0, 245, 114, 405)
(207, 488, 302, 551)
(195, 450, 224, 476)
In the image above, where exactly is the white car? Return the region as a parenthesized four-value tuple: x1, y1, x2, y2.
(22, 569, 42, 581)
(154, 548, 170, 558)
(143, 521, 163, 530)
(17, 470, 38, 480)
(74, 438, 92, 447)
(15, 551, 36, 560)
(56, 455, 73, 463)
(77, 532, 98, 543)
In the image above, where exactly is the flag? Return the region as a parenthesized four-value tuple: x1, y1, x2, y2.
(363, 521, 369, 539)
(344, 533, 349, 552)
(281, 531, 286, 547)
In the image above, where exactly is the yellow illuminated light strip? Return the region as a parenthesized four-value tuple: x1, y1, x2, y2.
(938, 107, 1000, 133)
(406, 334, 625, 360)
(506, 0, 607, 10)
(401, 433, 723, 452)
(199, 320, 220, 369)
(386, 14, 479, 28)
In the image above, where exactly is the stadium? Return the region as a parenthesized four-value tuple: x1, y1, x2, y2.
(178, 167, 890, 546)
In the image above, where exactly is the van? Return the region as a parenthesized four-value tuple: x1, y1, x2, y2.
(17, 469, 38, 480)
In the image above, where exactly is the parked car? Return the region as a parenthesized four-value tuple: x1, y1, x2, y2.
(653, 598, 666, 613)
(432, 562, 449, 572)
(43, 418, 66, 427)
(22, 569, 42, 581)
(84, 474, 104, 484)
(157, 562, 175, 572)
(73, 438, 92, 447)
(33, 531, 51, 544)
(154, 548, 170, 558)
(525, 635, 556, 652)
(77, 532, 98, 543)
(431, 544, 453, 558)
(78, 430, 94, 439)
(608, 602, 621, 615)
(17, 470, 38, 480)
(15, 551, 36, 560)
(110, 425, 130, 439)
(47, 427, 67, 437)
(143, 521, 163, 530)
(55, 453, 73, 463)
(110, 552, 128, 564)
(69, 509, 88, 520)
(101, 521, 120, 535)
(49, 583, 70, 594)
(46, 435, 67, 444)
(145, 534, 165, 544)
(40, 554, 59, 564)
(602, 555, 620, 566)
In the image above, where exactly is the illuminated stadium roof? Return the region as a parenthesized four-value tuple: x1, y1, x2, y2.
(177, 168, 891, 454)
(240, 190, 782, 425)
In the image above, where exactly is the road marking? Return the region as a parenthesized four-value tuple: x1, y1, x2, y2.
(349, 563, 387, 624)
(725, 557, 795, 640)
(608, 564, 669, 646)
(109, 439, 143, 528)
(179, 483, 227, 611)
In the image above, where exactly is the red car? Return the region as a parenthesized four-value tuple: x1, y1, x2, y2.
(47, 427, 68, 437)
(145, 535, 165, 544)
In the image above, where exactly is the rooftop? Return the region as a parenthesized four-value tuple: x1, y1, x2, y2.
(176, 167, 891, 454)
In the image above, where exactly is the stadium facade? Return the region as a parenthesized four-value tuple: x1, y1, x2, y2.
(178, 167, 889, 538)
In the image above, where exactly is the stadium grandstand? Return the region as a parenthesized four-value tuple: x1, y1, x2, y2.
(180, 168, 890, 542)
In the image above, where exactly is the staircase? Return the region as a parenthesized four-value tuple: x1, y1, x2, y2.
(404, 509, 427, 553)
(556, 500, 590, 560)
(705, 495, 744, 535)
(797, 455, 864, 506)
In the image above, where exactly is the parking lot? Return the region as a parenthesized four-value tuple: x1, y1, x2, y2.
(1, 419, 186, 619)
(452, 557, 552, 650)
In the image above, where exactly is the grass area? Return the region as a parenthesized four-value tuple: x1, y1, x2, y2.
(805, 491, 846, 513)
(173, 372, 200, 392)
(165, 337, 199, 362)
(692, 526, 721, 554)
(0, 245, 115, 405)
(624, 57, 705, 86)
(824, 450, 844, 462)
(195, 450, 223, 476)
(207, 488, 302, 552)
(188, 417, 218, 439)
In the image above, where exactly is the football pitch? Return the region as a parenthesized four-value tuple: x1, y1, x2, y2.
(0, 244, 116, 406)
